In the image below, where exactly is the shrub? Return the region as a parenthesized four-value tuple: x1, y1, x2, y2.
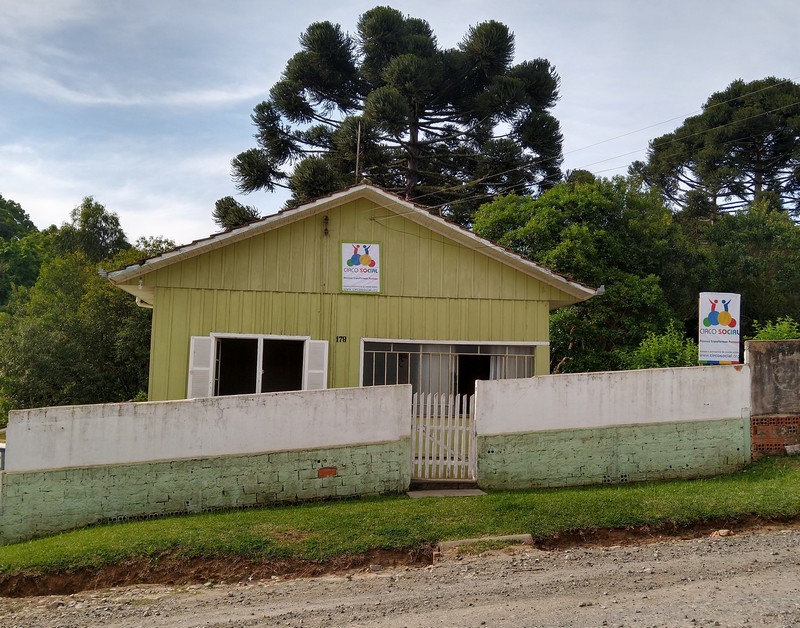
(750, 317, 800, 341)
(618, 321, 698, 369)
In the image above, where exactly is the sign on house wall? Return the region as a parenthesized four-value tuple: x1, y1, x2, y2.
(698, 292, 741, 364)
(341, 243, 381, 293)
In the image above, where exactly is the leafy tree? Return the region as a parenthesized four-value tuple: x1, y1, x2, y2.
(473, 176, 700, 306)
(474, 176, 701, 372)
(232, 6, 563, 224)
(0, 228, 58, 308)
(618, 321, 698, 370)
(632, 77, 800, 218)
(0, 223, 174, 426)
(133, 235, 177, 257)
(56, 197, 130, 262)
(473, 177, 677, 287)
(0, 195, 44, 307)
(749, 316, 800, 340)
(0, 252, 152, 426)
(549, 275, 675, 373)
(0, 194, 36, 240)
(213, 196, 261, 230)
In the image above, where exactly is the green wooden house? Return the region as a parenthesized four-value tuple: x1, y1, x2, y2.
(108, 185, 595, 401)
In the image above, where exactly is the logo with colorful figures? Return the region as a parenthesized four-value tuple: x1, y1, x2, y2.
(341, 242, 381, 293)
(346, 244, 376, 268)
(703, 297, 737, 329)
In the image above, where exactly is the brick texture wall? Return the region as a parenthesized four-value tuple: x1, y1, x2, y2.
(478, 418, 750, 489)
(750, 415, 800, 459)
(0, 440, 410, 545)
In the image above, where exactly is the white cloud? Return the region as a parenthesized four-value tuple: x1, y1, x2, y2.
(2, 0, 799, 248)
(0, 130, 286, 244)
(1, 64, 265, 107)
(0, 0, 98, 38)
(0, 0, 271, 109)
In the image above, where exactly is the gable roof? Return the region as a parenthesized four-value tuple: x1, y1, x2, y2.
(108, 184, 596, 306)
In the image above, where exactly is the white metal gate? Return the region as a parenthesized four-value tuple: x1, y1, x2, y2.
(411, 393, 476, 480)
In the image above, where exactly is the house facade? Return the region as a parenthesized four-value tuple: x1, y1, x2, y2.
(108, 185, 595, 401)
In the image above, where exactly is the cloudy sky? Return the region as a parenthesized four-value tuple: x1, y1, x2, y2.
(1, 0, 797, 244)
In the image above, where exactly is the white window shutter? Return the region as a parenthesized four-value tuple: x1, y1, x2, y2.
(187, 336, 214, 398)
(303, 340, 328, 390)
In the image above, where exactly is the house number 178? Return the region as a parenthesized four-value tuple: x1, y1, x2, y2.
(336, 336, 347, 343)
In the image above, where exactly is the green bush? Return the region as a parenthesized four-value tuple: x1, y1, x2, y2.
(750, 316, 800, 340)
(0, 396, 9, 429)
(618, 321, 698, 369)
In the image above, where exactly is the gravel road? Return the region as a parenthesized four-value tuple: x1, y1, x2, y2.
(2, 527, 799, 627)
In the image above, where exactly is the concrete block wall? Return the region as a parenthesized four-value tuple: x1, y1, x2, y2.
(0, 385, 412, 544)
(0, 439, 410, 545)
(475, 365, 751, 489)
(746, 340, 800, 458)
(2, 358, 780, 543)
(6, 385, 412, 472)
(475, 365, 750, 434)
(746, 340, 800, 416)
(478, 418, 749, 489)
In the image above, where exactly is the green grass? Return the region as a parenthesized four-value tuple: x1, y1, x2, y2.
(1, 457, 798, 576)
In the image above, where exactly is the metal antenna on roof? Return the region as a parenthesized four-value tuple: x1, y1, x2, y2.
(355, 121, 362, 184)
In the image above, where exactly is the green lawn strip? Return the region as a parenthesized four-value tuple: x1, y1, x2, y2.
(1, 457, 798, 576)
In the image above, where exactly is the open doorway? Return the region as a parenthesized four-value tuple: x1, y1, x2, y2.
(456, 354, 491, 397)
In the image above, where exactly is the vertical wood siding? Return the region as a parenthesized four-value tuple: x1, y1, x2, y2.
(132, 198, 566, 401)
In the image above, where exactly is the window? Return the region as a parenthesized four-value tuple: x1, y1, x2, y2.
(362, 341, 535, 395)
(187, 335, 328, 398)
(215, 337, 305, 395)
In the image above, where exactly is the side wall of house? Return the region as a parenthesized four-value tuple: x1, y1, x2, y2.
(475, 365, 751, 488)
(140, 197, 560, 400)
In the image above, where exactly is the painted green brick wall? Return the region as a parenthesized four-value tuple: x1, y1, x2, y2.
(478, 418, 750, 489)
(0, 439, 410, 545)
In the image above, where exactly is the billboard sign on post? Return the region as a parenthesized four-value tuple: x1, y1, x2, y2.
(698, 292, 741, 364)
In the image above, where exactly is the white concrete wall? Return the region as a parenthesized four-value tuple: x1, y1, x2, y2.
(6, 385, 412, 472)
(475, 365, 750, 435)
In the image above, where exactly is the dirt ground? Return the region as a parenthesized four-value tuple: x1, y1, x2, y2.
(2, 523, 799, 627)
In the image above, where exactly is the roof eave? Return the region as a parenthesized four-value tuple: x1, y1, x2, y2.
(108, 185, 378, 285)
(107, 184, 596, 303)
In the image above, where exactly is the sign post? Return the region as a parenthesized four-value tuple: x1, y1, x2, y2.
(698, 292, 741, 364)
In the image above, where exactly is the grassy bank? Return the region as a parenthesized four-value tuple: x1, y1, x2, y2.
(1, 457, 798, 576)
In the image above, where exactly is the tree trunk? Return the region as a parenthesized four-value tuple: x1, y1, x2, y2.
(405, 121, 419, 201)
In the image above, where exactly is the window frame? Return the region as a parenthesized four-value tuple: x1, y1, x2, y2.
(359, 337, 547, 393)
(211, 333, 309, 396)
(187, 333, 328, 398)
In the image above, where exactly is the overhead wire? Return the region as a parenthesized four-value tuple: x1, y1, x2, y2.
(564, 75, 800, 156)
(362, 83, 800, 251)
(266, 75, 800, 218)
(415, 98, 800, 214)
(372, 75, 800, 204)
